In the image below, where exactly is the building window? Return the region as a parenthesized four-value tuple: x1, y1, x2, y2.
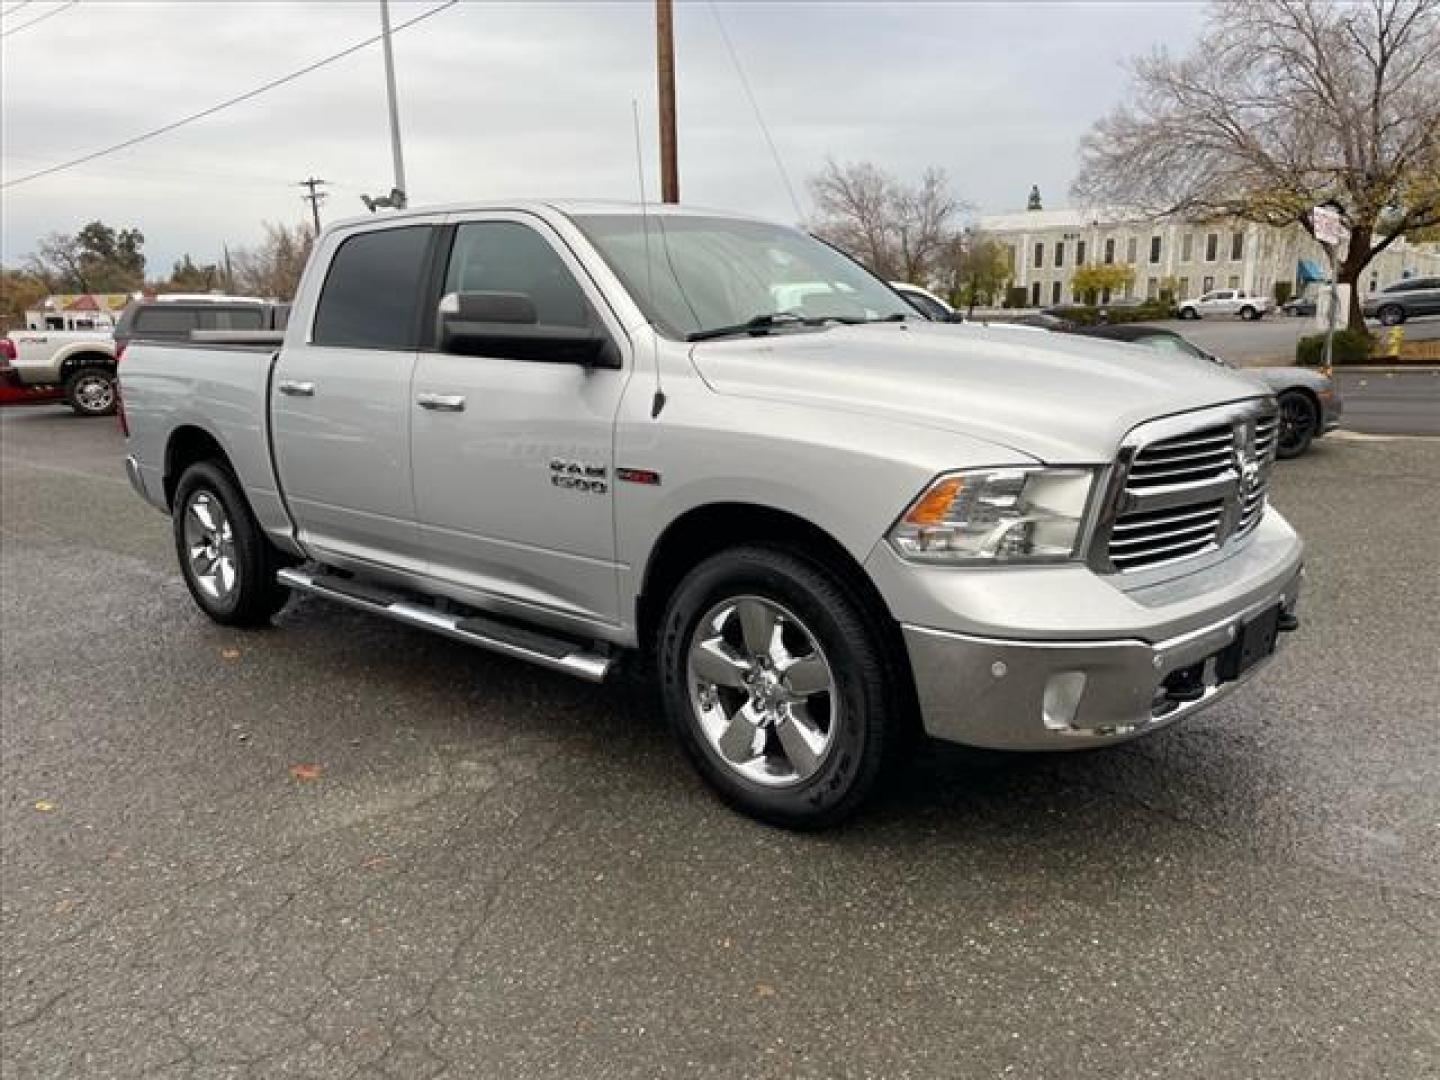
(1227, 275, 1241, 290)
(1202, 275, 1214, 292)
(1149, 236, 1162, 264)
(1147, 277, 1159, 299)
(1006, 245, 1017, 272)
(1033, 242, 1044, 269)
(1075, 240, 1086, 265)
(1181, 233, 1194, 262)
(1179, 276, 1190, 298)
(1126, 237, 1138, 264)
(1231, 231, 1244, 260)
(1205, 233, 1218, 261)
(1054, 241, 1064, 268)
(1103, 238, 1115, 264)
(1031, 281, 1042, 306)
(1101, 287, 1112, 304)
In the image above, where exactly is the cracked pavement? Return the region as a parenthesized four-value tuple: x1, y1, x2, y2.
(2, 409, 1437, 1079)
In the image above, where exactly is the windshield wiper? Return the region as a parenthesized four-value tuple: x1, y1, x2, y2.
(686, 312, 814, 342)
(686, 310, 908, 342)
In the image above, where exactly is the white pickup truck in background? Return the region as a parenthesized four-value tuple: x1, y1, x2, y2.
(0, 329, 118, 414)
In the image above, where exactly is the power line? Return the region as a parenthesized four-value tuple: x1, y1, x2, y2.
(1, 0, 459, 190)
(707, 0, 804, 224)
(0, 0, 77, 39)
(1, 2, 39, 20)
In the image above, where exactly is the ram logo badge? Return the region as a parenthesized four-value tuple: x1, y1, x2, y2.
(549, 459, 608, 494)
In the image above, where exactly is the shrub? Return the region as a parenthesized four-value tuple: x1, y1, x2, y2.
(1296, 328, 1373, 366)
(1274, 280, 1294, 306)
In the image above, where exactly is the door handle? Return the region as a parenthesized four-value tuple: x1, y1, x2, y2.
(417, 393, 466, 412)
(278, 380, 315, 397)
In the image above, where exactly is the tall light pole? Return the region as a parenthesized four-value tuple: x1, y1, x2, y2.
(380, 0, 408, 208)
(656, 0, 678, 203)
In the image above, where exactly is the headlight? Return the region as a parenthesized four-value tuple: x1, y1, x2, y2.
(888, 467, 1095, 563)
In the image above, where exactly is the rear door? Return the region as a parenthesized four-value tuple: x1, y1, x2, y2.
(270, 220, 440, 571)
(408, 213, 631, 626)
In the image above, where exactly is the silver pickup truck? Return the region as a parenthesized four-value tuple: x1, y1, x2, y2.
(121, 201, 1303, 827)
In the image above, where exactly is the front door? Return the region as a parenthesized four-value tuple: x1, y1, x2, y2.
(409, 214, 632, 627)
(271, 221, 438, 572)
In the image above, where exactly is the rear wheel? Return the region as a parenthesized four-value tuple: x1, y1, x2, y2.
(1239, 305, 1258, 321)
(658, 546, 900, 828)
(1179, 306, 1199, 320)
(64, 366, 117, 416)
(1378, 304, 1405, 326)
(172, 461, 290, 626)
(1277, 391, 1317, 459)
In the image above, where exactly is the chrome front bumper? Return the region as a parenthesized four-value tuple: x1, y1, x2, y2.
(902, 573, 1299, 749)
(876, 511, 1305, 751)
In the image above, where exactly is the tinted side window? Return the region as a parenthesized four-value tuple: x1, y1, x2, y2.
(133, 307, 198, 334)
(444, 222, 593, 329)
(313, 226, 432, 349)
(900, 291, 947, 320)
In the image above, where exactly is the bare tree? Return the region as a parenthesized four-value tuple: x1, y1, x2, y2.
(228, 222, 315, 300)
(1073, 0, 1440, 330)
(809, 160, 965, 282)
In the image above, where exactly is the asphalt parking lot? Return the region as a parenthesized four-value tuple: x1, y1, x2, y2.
(3, 409, 1437, 1080)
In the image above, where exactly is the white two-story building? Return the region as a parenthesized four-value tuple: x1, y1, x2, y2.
(978, 203, 1440, 307)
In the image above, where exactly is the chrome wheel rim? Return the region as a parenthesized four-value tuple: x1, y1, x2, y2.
(687, 596, 838, 787)
(182, 491, 237, 602)
(74, 374, 114, 412)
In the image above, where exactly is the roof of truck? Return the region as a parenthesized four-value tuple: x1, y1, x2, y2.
(327, 199, 768, 233)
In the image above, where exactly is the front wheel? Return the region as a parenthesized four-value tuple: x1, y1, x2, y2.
(657, 546, 901, 828)
(1239, 305, 1258, 321)
(64, 367, 117, 416)
(1377, 304, 1405, 326)
(172, 461, 290, 626)
(1276, 391, 1317, 459)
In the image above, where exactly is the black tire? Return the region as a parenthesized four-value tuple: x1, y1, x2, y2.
(1378, 304, 1405, 327)
(64, 366, 117, 416)
(172, 460, 290, 626)
(1276, 391, 1317, 459)
(657, 545, 902, 829)
(1239, 305, 1258, 321)
(1179, 307, 1199, 320)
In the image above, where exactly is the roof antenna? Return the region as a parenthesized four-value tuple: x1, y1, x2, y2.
(633, 98, 666, 418)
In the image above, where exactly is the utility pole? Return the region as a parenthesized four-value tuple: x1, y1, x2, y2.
(656, 0, 678, 203)
(298, 177, 328, 234)
(379, 0, 408, 208)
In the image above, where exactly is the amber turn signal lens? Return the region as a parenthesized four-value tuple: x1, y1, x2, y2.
(904, 476, 964, 526)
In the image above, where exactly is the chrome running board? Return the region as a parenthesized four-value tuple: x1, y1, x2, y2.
(276, 567, 613, 683)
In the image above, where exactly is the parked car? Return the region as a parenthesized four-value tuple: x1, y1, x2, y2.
(0, 328, 118, 415)
(120, 201, 1303, 827)
(1280, 286, 1319, 317)
(1177, 290, 1273, 320)
(112, 295, 286, 356)
(1362, 276, 1440, 326)
(1061, 324, 1340, 458)
(890, 282, 961, 322)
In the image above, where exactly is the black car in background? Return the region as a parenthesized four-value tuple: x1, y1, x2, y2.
(1062, 324, 1341, 458)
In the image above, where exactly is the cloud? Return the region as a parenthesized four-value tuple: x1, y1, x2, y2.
(0, 0, 1206, 274)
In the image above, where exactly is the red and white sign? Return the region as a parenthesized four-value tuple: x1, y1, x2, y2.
(1312, 205, 1348, 246)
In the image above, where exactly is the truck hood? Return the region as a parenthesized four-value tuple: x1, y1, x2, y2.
(688, 321, 1270, 462)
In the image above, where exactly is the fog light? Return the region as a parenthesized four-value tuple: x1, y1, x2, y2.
(1042, 672, 1087, 731)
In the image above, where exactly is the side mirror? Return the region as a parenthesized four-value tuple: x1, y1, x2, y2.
(437, 291, 618, 368)
(945, 311, 966, 323)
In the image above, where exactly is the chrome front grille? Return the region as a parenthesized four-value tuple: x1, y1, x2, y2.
(1096, 402, 1279, 574)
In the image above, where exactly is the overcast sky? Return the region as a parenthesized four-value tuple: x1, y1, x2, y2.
(1, 0, 1207, 275)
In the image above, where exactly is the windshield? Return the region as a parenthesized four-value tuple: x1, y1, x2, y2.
(569, 213, 913, 339)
